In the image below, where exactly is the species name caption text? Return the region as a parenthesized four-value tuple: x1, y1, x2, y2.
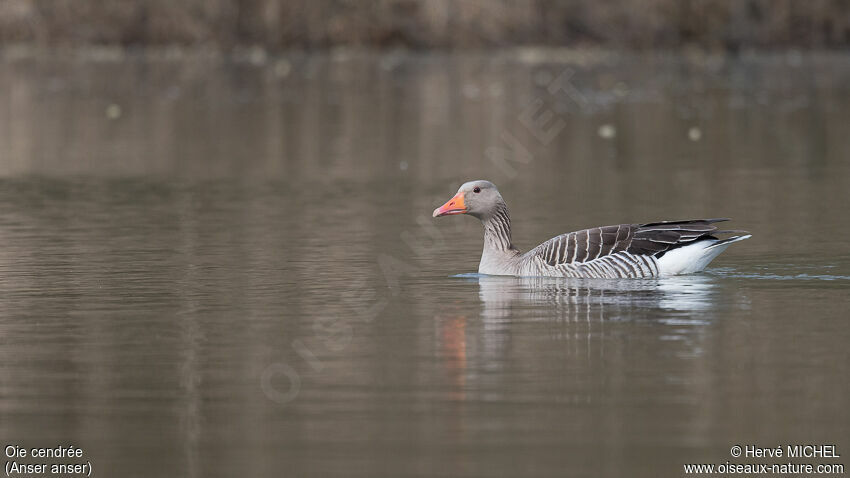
(4, 445, 92, 477)
(683, 444, 844, 476)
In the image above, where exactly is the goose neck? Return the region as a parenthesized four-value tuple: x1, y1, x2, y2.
(482, 204, 514, 252)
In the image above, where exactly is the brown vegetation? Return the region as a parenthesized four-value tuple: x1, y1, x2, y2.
(0, 0, 848, 50)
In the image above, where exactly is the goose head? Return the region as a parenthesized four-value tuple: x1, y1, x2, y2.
(432, 180, 505, 220)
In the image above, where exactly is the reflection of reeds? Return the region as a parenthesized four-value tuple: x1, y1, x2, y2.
(0, 0, 848, 49)
(1, 52, 847, 184)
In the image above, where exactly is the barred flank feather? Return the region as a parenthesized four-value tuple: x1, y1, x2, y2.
(528, 219, 747, 278)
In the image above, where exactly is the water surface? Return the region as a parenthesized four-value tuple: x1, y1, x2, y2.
(0, 51, 848, 477)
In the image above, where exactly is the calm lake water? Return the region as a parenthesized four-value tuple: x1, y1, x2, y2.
(1, 51, 848, 477)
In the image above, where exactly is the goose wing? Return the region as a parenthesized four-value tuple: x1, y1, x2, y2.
(529, 218, 731, 266)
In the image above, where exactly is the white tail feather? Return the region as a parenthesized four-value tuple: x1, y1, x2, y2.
(657, 235, 751, 276)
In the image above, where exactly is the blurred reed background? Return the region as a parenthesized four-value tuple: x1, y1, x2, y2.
(0, 0, 848, 51)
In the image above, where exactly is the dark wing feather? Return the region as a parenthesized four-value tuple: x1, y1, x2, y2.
(533, 219, 738, 266)
(627, 218, 728, 257)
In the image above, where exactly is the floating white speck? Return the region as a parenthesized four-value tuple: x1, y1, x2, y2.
(613, 82, 629, 98)
(597, 124, 616, 139)
(274, 59, 291, 78)
(399, 161, 408, 171)
(462, 84, 480, 99)
(106, 104, 122, 120)
(688, 127, 702, 141)
(249, 47, 267, 66)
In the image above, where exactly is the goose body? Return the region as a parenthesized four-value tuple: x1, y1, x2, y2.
(433, 180, 750, 278)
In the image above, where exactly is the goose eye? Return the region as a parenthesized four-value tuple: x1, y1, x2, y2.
(473, 187, 481, 193)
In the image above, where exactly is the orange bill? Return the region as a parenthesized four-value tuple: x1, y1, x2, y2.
(432, 192, 467, 217)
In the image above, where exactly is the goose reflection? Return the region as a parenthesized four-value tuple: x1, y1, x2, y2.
(466, 273, 719, 324)
(432, 274, 720, 406)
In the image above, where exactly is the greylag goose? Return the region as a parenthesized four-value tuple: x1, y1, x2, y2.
(433, 180, 750, 278)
